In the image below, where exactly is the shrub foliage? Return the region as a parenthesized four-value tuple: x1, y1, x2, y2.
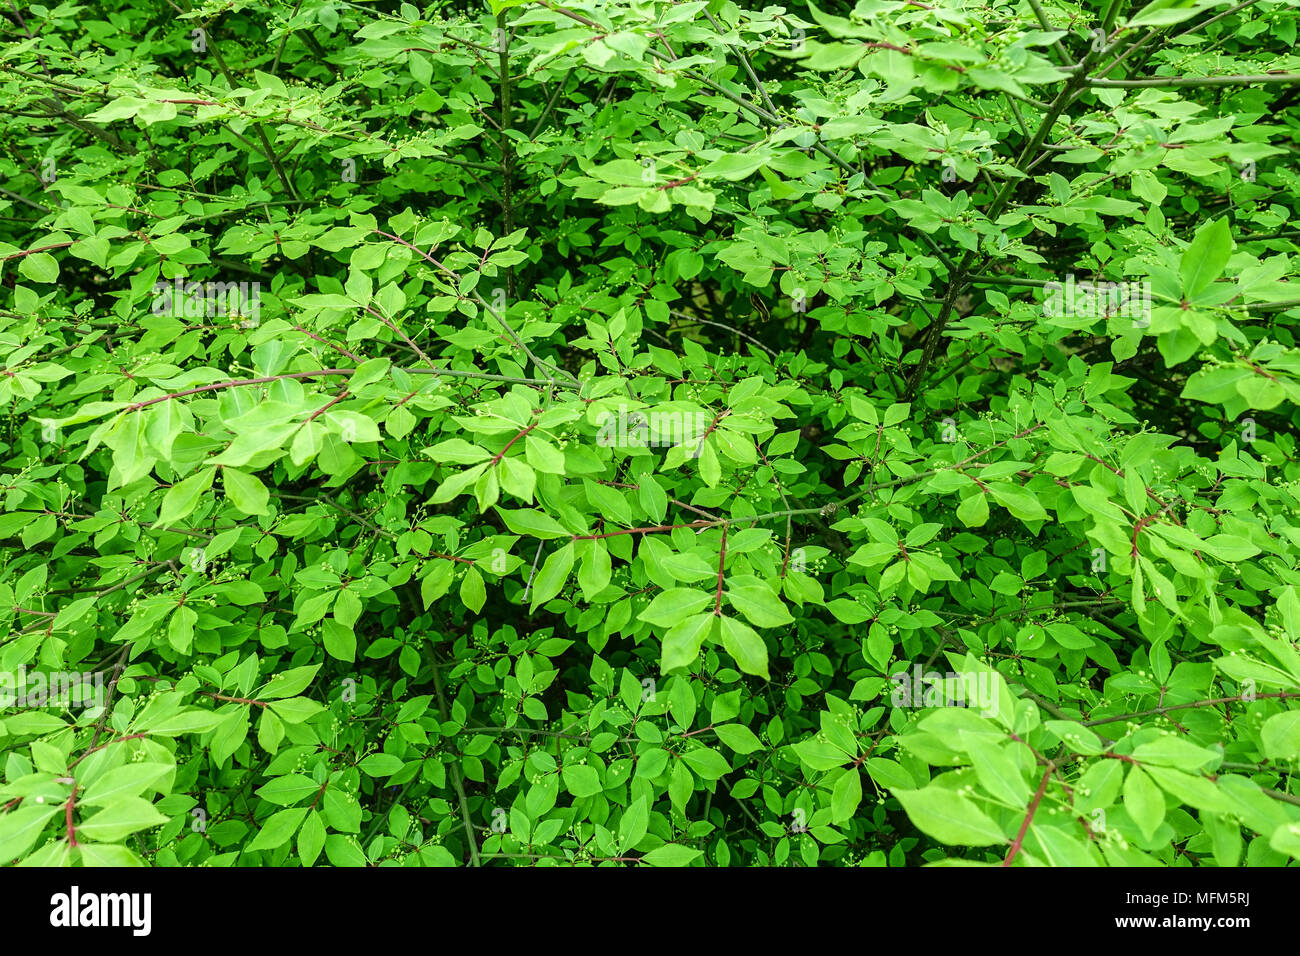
(3, 0, 1300, 867)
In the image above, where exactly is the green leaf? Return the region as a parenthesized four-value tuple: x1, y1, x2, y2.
(499, 508, 569, 538)
(988, 484, 1047, 522)
(154, 466, 216, 527)
(529, 543, 574, 611)
(963, 736, 1029, 808)
(359, 753, 405, 777)
(460, 566, 487, 613)
(714, 723, 764, 754)
(956, 491, 989, 527)
(259, 665, 321, 700)
(298, 810, 327, 866)
(618, 796, 649, 853)
(76, 797, 169, 842)
(640, 589, 713, 628)
(794, 737, 854, 772)
(639, 844, 702, 867)
(323, 618, 356, 662)
(248, 808, 308, 852)
(718, 616, 770, 679)
(831, 769, 863, 824)
(1129, 735, 1222, 771)
(1179, 217, 1232, 298)
(324, 833, 368, 867)
(145, 710, 224, 736)
(77, 843, 146, 866)
(1261, 712, 1300, 760)
(0, 805, 60, 862)
(268, 697, 325, 723)
(561, 763, 602, 798)
(223, 467, 270, 516)
(725, 579, 794, 628)
(81, 763, 174, 807)
(893, 786, 1007, 846)
(660, 613, 716, 672)
(19, 252, 59, 283)
(1129, 0, 1212, 29)
(1123, 766, 1165, 841)
(681, 746, 731, 780)
(257, 774, 321, 806)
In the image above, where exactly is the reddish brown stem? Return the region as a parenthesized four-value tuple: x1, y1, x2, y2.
(572, 520, 713, 541)
(1002, 766, 1053, 867)
(1, 241, 74, 261)
(126, 370, 353, 411)
(207, 692, 268, 708)
(491, 422, 537, 465)
(68, 733, 148, 769)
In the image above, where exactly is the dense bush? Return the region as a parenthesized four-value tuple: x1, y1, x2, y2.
(2, 0, 1300, 867)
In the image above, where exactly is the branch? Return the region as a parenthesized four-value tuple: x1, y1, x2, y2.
(431, 653, 481, 867)
(1089, 73, 1300, 88)
(122, 364, 569, 413)
(373, 230, 579, 386)
(713, 524, 728, 615)
(1001, 765, 1053, 866)
(1084, 691, 1300, 727)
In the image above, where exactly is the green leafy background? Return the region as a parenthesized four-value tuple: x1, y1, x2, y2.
(2, 0, 1300, 866)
